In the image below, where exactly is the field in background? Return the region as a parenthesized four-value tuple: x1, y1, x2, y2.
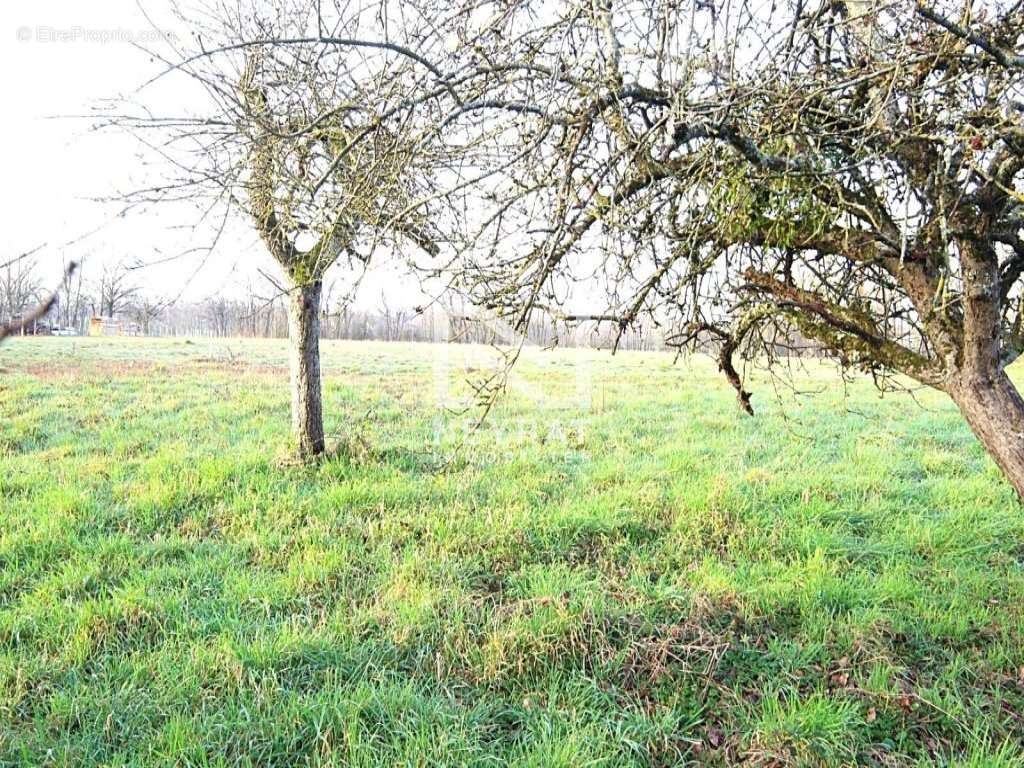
(2, 337, 1023, 766)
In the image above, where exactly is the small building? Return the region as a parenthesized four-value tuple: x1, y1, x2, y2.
(89, 316, 140, 337)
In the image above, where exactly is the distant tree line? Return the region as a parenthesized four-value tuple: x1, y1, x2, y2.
(5, 252, 923, 360)
(1, 255, 664, 350)
(143, 296, 664, 350)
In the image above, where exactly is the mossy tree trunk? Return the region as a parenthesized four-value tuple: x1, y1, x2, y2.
(287, 279, 324, 458)
(949, 368, 1024, 502)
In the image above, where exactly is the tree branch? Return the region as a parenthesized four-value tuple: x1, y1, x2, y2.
(0, 262, 77, 345)
(917, 4, 1024, 70)
(742, 269, 941, 384)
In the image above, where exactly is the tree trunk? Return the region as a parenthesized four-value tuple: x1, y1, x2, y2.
(948, 368, 1024, 501)
(287, 280, 325, 458)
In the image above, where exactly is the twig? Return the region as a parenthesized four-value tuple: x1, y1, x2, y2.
(917, 4, 1024, 69)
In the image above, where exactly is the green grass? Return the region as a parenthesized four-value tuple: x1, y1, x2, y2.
(1, 336, 1023, 766)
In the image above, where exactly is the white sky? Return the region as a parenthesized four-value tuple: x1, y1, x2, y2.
(1, 1, 426, 309)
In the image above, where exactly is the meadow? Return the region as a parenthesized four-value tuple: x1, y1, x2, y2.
(1, 336, 1023, 766)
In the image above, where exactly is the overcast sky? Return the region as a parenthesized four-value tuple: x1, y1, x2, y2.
(1, 1, 426, 308)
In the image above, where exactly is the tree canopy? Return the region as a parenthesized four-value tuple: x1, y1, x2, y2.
(432, 0, 1024, 495)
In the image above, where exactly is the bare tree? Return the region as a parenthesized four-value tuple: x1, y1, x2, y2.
(203, 296, 233, 337)
(437, 0, 1024, 498)
(0, 262, 77, 344)
(237, 46, 439, 454)
(0, 253, 43, 329)
(128, 294, 166, 336)
(110, 0, 450, 457)
(380, 290, 410, 341)
(93, 261, 138, 318)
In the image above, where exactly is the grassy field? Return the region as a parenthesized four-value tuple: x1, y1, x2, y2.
(1, 336, 1023, 766)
